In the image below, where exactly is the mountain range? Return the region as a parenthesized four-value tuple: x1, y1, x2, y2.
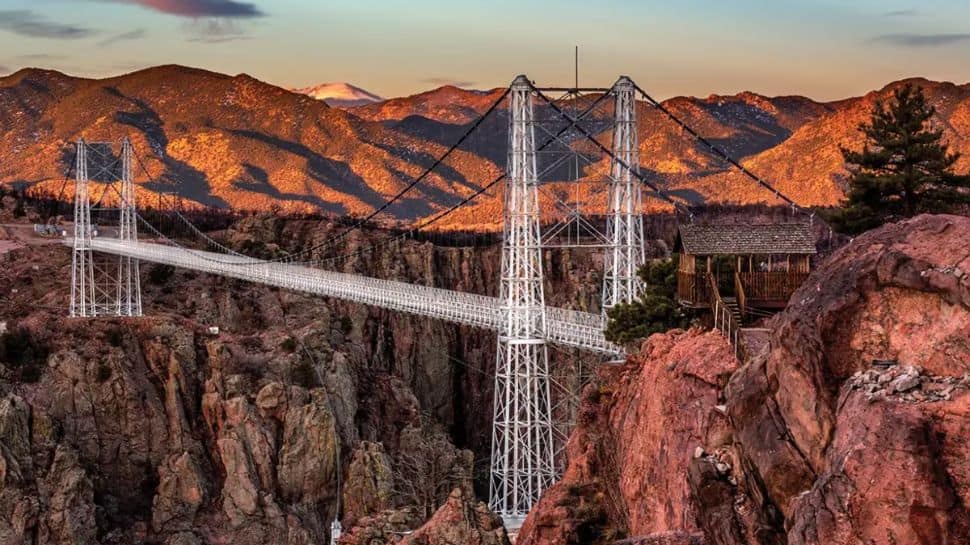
(1, 65, 967, 230)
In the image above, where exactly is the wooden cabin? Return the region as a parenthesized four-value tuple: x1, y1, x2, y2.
(676, 223, 816, 314)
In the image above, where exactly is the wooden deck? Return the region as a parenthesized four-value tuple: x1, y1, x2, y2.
(737, 271, 809, 307)
(678, 270, 807, 309)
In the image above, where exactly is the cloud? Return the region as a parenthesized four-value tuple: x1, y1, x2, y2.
(97, 29, 146, 46)
(108, 0, 263, 18)
(0, 10, 94, 39)
(183, 18, 249, 42)
(422, 77, 477, 88)
(884, 9, 919, 17)
(872, 33, 970, 47)
(16, 53, 68, 61)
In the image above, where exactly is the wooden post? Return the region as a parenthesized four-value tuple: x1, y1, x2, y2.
(714, 300, 719, 331)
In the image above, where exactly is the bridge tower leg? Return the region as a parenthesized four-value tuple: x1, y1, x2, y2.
(69, 139, 97, 317)
(602, 76, 646, 315)
(116, 138, 142, 316)
(489, 75, 556, 529)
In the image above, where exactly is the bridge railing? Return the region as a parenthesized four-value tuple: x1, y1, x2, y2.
(87, 239, 623, 356)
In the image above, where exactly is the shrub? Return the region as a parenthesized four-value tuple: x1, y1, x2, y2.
(339, 316, 353, 334)
(290, 360, 318, 389)
(106, 328, 124, 347)
(280, 336, 298, 353)
(148, 264, 175, 285)
(96, 363, 112, 383)
(604, 257, 694, 345)
(0, 326, 49, 383)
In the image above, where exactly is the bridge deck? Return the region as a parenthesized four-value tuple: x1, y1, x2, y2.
(84, 239, 623, 356)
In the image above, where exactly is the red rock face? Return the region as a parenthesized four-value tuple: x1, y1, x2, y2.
(518, 328, 738, 545)
(521, 214, 970, 545)
(729, 213, 970, 513)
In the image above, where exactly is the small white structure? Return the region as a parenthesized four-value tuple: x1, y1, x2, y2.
(207, 326, 220, 336)
(330, 520, 342, 545)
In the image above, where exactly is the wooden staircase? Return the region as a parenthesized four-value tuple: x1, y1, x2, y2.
(721, 297, 743, 326)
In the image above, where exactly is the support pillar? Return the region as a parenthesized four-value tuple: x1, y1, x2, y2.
(116, 137, 142, 316)
(489, 75, 556, 529)
(70, 139, 96, 317)
(602, 76, 646, 315)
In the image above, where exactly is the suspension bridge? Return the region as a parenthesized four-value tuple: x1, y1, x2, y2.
(63, 75, 813, 530)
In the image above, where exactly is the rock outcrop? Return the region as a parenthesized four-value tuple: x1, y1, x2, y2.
(518, 328, 738, 545)
(339, 489, 509, 545)
(400, 488, 509, 545)
(520, 214, 970, 545)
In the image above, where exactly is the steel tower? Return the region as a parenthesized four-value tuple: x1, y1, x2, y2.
(489, 75, 556, 528)
(70, 140, 97, 317)
(602, 76, 646, 314)
(116, 138, 142, 316)
(70, 138, 143, 317)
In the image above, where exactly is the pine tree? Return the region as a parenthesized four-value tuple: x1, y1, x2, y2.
(832, 83, 969, 234)
(604, 257, 694, 345)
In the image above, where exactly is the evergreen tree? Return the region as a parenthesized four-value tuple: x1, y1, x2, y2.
(604, 257, 693, 346)
(832, 84, 969, 233)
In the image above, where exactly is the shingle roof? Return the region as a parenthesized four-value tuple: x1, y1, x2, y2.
(678, 223, 817, 255)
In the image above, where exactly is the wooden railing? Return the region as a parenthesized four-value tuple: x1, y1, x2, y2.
(734, 272, 746, 316)
(737, 271, 809, 304)
(707, 273, 746, 361)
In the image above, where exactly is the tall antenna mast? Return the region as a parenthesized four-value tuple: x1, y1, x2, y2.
(574, 45, 579, 91)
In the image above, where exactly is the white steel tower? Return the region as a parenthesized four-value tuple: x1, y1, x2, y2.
(70, 138, 143, 318)
(489, 75, 556, 529)
(116, 137, 142, 316)
(70, 140, 97, 317)
(602, 76, 646, 314)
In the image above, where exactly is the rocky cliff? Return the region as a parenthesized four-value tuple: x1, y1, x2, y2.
(518, 214, 970, 545)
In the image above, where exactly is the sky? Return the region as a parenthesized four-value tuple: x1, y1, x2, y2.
(0, 0, 968, 101)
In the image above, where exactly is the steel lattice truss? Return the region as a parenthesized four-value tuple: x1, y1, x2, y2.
(602, 76, 646, 312)
(70, 139, 143, 318)
(65, 71, 820, 534)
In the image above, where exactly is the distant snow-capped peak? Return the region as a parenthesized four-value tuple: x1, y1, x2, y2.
(293, 82, 383, 108)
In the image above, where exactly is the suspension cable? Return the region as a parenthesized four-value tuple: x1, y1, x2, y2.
(279, 85, 510, 263)
(529, 83, 693, 217)
(291, 85, 619, 267)
(630, 82, 810, 214)
(122, 84, 616, 270)
(128, 150, 248, 256)
(125, 86, 512, 265)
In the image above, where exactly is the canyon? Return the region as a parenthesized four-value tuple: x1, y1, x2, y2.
(1, 187, 967, 544)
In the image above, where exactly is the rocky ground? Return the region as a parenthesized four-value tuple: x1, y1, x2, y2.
(518, 213, 970, 545)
